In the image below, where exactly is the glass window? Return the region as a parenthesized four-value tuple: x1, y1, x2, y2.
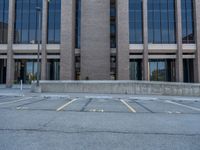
(14, 0, 61, 44)
(110, 0, 116, 48)
(14, 59, 40, 84)
(148, 0, 176, 44)
(130, 59, 142, 80)
(0, 59, 6, 84)
(129, 0, 143, 44)
(183, 59, 194, 82)
(0, 0, 8, 44)
(181, 0, 195, 43)
(14, 0, 42, 44)
(47, 59, 60, 80)
(75, 0, 81, 48)
(47, 0, 61, 44)
(149, 59, 176, 82)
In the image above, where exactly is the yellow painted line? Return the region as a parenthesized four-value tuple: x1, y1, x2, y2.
(0, 97, 33, 106)
(120, 99, 136, 113)
(166, 100, 200, 112)
(56, 99, 77, 111)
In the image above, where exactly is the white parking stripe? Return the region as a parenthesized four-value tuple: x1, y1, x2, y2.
(120, 99, 136, 113)
(0, 97, 33, 105)
(166, 100, 200, 112)
(56, 99, 77, 111)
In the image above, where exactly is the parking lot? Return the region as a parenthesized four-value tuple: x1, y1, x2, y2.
(0, 94, 200, 150)
(0, 95, 200, 114)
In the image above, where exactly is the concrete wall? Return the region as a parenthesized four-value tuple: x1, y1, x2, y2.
(80, 0, 110, 80)
(32, 81, 200, 97)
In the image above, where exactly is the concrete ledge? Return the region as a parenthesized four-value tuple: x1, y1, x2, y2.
(31, 81, 200, 97)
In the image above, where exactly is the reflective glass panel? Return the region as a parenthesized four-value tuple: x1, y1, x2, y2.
(0, 0, 8, 44)
(129, 0, 143, 44)
(181, 0, 195, 43)
(149, 59, 176, 82)
(148, 0, 176, 43)
(47, 0, 61, 44)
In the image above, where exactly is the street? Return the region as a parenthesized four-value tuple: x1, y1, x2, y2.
(0, 94, 200, 150)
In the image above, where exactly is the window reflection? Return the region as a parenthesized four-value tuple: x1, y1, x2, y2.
(47, 59, 60, 80)
(0, 59, 6, 84)
(148, 0, 176, 44)
(129, 0, 143, 44)
(183, 59, 194, 82)
(0, 0, 8, 44)
(181, 0, 195, 43)
(149, 59, 176, 82)
(14, 0, 61, 44)
(15, 60, 40, 84)
(130, 59, 142, 80)
(47, 0, 61, 44)
(14, 0, 42, 44)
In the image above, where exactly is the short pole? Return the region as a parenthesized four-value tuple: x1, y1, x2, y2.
(20, 80, 23, 91)
(36, 7, 41, 87)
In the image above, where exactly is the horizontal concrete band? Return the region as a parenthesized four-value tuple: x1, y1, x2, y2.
(31, 81, 200, 97)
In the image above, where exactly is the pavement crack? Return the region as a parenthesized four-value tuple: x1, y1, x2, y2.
(39, 116, 58, 129)
(0, 128, 199, 137)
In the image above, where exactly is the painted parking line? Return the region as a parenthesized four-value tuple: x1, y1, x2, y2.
(120, 99, 136, 113)
(89, 109, 104, 112)
(56, 98, 77, 111)
(166, 100, 200, 112)
(0, 97, 33, 105)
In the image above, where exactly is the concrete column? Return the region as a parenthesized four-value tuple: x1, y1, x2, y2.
(116, 0, 130, 80)
(175, 0, 184, 82)
(60, 0, 75, 80)
(6, 0, 15, 87)
(41, 0, 48, 80)
(80, 0, 110, 80)
(193, 0, 200, 82)
(142, 0, 148, 80)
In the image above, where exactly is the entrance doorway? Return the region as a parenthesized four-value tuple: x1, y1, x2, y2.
(15, 59, 40, 84)
(0, 59, 6, 84)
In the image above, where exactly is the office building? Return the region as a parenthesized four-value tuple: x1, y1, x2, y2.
(0, 0, 200, 87)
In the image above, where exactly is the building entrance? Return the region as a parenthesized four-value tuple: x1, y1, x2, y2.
(14, 59, 40, 84)
(0, 59, 6, 84)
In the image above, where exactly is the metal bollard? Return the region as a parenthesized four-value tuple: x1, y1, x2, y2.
(20, 80, 23, 91)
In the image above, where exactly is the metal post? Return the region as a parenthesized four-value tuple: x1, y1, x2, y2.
(20, 80, 23, 91)
(36, 7, 41, 87)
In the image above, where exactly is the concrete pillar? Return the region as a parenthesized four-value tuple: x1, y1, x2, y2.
(6, 0, 15, 87)
(116, 0, 130, 80)
(193, 0, 200, 82)
(60, 0, 75, 80)
(41, 0, 48, 80)
(175, 0, 184, 82)
(142, 0, 149, 80)
(80, 0, 110, 80)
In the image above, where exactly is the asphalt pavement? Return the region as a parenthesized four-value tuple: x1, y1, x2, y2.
(0, 91, 200, 150)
